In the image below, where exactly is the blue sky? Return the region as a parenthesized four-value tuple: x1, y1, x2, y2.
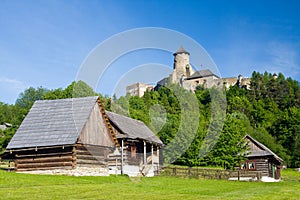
(0, 0, 299, 104)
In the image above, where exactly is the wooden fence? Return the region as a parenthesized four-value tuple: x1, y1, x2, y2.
(0, 161, 15, 171)
(160, 166, 262, 181)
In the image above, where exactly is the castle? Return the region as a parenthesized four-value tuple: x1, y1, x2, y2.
(126, 46, 250, 97)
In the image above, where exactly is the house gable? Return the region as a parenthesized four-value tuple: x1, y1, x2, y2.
(245, 137, 265, 152)
(78, 103, 114, 147)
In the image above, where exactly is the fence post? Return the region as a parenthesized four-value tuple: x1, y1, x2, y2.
(256, 172, 261, 181)
(238, 170, 240, 181)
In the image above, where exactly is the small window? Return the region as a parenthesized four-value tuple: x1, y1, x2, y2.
(248, 162, 255, 170)
(241, 163, 247, 170)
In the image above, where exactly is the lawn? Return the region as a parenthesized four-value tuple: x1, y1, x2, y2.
(0, 169, 299, 200)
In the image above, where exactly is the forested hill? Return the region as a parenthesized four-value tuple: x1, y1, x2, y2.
(0, 72, 299, 168)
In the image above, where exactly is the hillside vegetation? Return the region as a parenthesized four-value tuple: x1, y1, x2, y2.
(0, 71, 299, 168)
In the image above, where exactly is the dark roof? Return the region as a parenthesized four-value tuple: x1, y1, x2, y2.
(245, 134, 283, 163)
(7, 96, 99, 149)
(173, 45, 190, 56)
(187, 69, 220, 80)
(157, 77, 169, 87)
(106, 111, 163, 145)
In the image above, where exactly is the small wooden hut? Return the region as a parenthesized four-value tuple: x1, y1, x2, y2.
(241, 135, 284, 180)
(1, 96, 163, 176)
(106, 111, 163, 176)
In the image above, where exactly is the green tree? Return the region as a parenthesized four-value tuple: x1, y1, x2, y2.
(43, 88, 65, 100)
(64, 80, 96, 98)
(269, 107, 300, 166)
(44, 81, 96, 100)
(111, 95, 130, 116)
(206, 113, 250, 169)
(15, 86, 48, 109)
(129, 96, 150, 124)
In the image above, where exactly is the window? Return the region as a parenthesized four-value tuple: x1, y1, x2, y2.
(240, 161, 256, 170)
(248, 162, 255, 170)
(241, 163, 247, 170)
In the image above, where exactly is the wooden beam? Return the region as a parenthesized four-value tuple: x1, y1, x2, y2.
(15, 151, 73, 158)
(17, 166, 73, 172)
(16, 156, 74, 164)
(7, 145, 74, 153)
(144, 141, 146, 165)
(97, 99, 120, 147)
(16, 161, 73, 169)
(151, 144, 154, 167)
(76, 154, 105, 161)
(77, 159, 107, 165)
(121, 139, 124, 175)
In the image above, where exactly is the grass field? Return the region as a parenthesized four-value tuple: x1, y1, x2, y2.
(0, 169, 299, 200)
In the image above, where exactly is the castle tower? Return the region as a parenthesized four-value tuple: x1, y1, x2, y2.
(170, 46, 194, 84)
(173, 45, 190, 72)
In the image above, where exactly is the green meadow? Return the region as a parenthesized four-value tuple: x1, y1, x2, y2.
(0, 169, 299, 200)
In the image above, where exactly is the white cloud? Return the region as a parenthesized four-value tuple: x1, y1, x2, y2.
(216, 39, 300, 81)
(0, 77, 27, 104)
(0, 77, 26, 90)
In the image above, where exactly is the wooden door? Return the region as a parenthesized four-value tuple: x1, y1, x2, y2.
(131, 146, 136, 158)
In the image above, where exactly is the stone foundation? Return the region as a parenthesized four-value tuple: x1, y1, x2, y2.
(18, 166, 109, 176)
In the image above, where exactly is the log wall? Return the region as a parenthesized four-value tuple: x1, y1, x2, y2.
(253, 159, 269, 177)
(75, 144, 113, 167)
(11, 144, 115, 176)
(14, 146, 75, 172)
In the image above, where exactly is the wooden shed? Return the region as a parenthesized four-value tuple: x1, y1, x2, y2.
(2, 96, 163, 176)
(241, 135, 284, 180)
(106, 111, 163, 176)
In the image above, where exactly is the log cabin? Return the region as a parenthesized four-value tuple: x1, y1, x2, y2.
(241, 134, 284, 180)
(1, 96, 163, 176)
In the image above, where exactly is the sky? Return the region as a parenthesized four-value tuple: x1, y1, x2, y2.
(0, 0, 300, 104)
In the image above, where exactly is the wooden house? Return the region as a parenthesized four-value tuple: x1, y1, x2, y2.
(241, 135, 284, 180)
(1, 96, 163, 176)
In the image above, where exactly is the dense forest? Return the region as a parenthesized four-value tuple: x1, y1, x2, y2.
(0, 71, 299, 168)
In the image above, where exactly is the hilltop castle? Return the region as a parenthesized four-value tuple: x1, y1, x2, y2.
(126, 46, 250, 97)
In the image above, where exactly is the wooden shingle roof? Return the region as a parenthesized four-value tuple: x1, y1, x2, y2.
(7, 96, 99, 149)
(106, 111, 163, 145)
(7, 96, 163, 151)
